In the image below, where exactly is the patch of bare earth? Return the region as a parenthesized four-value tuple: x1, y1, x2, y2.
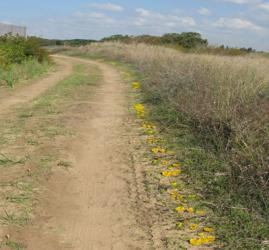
(0, 56, 161, 250)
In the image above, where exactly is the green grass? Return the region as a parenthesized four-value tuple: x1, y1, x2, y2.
(0, 59, 50, 88)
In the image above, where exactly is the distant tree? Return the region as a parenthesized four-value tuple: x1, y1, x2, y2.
(161, 32, 207, 48)
(101, 35, 130, 42)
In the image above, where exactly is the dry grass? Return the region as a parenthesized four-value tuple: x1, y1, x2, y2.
(65, 42, 269, 248)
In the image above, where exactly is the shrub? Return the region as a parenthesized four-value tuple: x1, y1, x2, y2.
(0, 35, 49, 68)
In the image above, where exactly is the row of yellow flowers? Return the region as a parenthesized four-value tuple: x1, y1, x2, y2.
(132, 81, 216, 247)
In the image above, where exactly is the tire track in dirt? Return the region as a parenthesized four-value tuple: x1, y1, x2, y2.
(20, 56, 153, 250)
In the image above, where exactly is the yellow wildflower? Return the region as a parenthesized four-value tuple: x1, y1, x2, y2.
(187, 207, 194, 214)
(162, 170, 181, 177)
(146, 136, 156, 144)
(189, 224, 198, 231)
(132, 81, 141, 89)
(175, 206, 185, 213)
(190, 238, 203, 246)
(151, 147, 166, 154)
(134, 103, 145, 117)
(141, 122, 156, 130)
(204, 227, 214, 233)
(190, 235, 215, 246)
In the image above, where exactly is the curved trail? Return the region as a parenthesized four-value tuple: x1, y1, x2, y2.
(0, 57, 73, 115)
(18, 56, 152, 250)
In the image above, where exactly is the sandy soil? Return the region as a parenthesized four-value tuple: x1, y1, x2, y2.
(3, 56, 153, 250)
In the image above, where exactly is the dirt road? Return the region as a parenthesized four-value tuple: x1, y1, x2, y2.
(1, 56, 152, 250)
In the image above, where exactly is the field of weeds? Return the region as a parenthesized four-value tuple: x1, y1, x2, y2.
(0, 35, 50, 87)
(66, 42, 269, 249)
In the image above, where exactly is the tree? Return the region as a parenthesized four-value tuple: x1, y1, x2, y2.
(161, 32, 208, 48)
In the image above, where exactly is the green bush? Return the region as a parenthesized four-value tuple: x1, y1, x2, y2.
(0, 35, 49, 68)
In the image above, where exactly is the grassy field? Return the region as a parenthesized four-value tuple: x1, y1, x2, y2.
(64, 43, 269, 249)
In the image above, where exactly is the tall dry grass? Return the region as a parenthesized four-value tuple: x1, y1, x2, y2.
(67, 42, 269, 247)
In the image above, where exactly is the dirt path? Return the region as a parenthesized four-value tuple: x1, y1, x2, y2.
(15, 56, 152, 250)
(0, 57, 73, 115)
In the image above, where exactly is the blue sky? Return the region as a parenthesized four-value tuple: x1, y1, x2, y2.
(1, 0, 269, 50)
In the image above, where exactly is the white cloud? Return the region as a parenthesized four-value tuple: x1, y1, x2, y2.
(135, 8, 196, 28)
(258, 2, 269, 11)
(135, 8, 165, 20)
(88, 3, 124, 12)
(73, 11, 116, 24)
(213, 17, 262, 30)
(198, 8, 211, 16)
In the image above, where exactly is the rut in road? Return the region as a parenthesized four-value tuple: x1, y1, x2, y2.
(20, 56, 153, 250)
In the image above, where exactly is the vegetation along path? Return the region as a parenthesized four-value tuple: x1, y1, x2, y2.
(0, 55, 216, 250)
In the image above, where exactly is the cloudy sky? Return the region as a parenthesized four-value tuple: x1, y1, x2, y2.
(1, 0, 269, 50)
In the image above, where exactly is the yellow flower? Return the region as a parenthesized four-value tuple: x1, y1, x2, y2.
(162, 170, 181, 177)
(175, 206, 185, 213)
(141, 122, 156, 130)
(190, 235, 216, 246)
(151, 147, 166, 154)
(146, 136, 156, 144)
(187, 207, 194, 213)
(204, 227, 214, 233)
(189, 224, 198, 231)
(203, 235, 215, 243)
(134, 103, 145, 118)
(132, 81, 141, 89)
(190, 238, 203, 246)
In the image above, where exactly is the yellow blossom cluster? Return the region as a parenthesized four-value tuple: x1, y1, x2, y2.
(190, 235, 215, 246)
(146, 136, 156, 144)
(134, 103, 145, 118)
(141, 122, 156, 135)
(130, 78, 216, 248)
(132, 81, 141, 89)
(175, 206, 194, 214)
(151, 147, 166, 154)
(162, 170, 181, 177)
